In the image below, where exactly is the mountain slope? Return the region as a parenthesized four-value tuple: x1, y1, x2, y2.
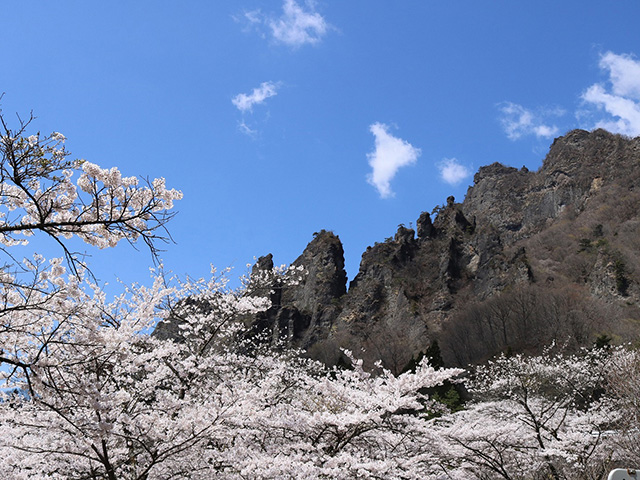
(247, 129, 640, 370)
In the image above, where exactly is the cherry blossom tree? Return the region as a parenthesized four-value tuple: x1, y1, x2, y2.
(0, 269, 267, 479)
(604, 348, 640, 467)
(0, 107, 181, 387)
(0, 106, 182, 394)
(0, 110, 181, 268)
(0, 264, 464, 479)
(432, 347, 621, 480)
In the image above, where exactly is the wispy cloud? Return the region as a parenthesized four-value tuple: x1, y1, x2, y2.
(438, 158, 471, 186)
(237, 121, 258, 138)
(366, 123, 421, 199)
(232, 82, 279, 113)
(243, 9, 262, 27)
(498, 102, 561, 140)
(240, 1, 329, 48)
(581, 51, 640, 137)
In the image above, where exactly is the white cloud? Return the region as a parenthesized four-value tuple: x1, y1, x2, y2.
(498, 102, 560, 140)
(600, 51, 640, 100)
(232, 82, 279, 113)
(366, 123, 421, 199)
(270, 0, 328, 47)
(239, 1, 328, 48)
(438, 158, 471, 186)
(581, 52, 640, 137)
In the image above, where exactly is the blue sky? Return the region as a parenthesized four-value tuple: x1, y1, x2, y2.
(1, 1, 640, 291)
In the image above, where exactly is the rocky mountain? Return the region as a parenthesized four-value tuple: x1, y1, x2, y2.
(248, 129, 640, 371)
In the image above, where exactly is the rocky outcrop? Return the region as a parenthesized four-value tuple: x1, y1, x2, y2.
(248, 129, 640, 370)
(156, 129, 640, 370)
(251, 230, 347, 350)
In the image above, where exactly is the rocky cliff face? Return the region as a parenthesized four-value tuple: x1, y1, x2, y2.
(246, 129, 640, 370)
(250, 231, 347, 351)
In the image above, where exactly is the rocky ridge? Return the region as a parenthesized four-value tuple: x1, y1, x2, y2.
(245, 129, 640, 370)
